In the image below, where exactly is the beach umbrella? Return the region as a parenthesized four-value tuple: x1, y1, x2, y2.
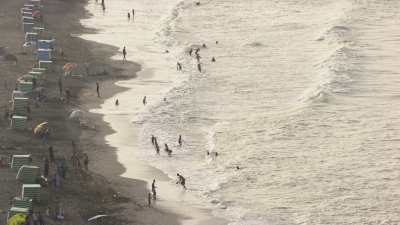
(69, 110, 82, 120)
(32, 10, 41, 18)
(63, 63, 77, 72)
(33, 121, 48, 136)
(87, 214, 108, 222)
(7, 214, 27, 225)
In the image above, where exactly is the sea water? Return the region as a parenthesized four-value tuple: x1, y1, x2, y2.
(81, 0, 400, 224)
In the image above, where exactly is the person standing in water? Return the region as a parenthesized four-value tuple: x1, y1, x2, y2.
(122, 46, 127, 62)
(147, 192, 152, 207)
(178, 135, 182, 147)
(151, 179, 156, 200)
(96, 81, 100, 97)
(176, 173, 186, 189)
(142, 96, 147, 105)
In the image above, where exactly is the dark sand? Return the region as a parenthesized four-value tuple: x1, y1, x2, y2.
(0, 0, 182, 224)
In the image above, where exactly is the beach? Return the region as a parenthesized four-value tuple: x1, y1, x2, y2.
(0, 0, 224, 224)
(2, 0, 400, 225)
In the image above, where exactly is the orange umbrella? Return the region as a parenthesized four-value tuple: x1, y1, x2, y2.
(63, 63, 77, 72)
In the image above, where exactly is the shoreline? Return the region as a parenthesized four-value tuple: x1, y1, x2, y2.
(78, 1, 229, 225)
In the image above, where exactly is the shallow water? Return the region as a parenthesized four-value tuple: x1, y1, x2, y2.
(81, 0, 400, 224)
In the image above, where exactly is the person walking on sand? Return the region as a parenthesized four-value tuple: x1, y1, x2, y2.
(148, 192, 152, 207)
(151, 179, 157, 200)
(49, 146, 54, 162)
(83, 153, 89, 170)
(122, 46, 127, 62)
(142, 96, 147, 105)
(96, 81, 100, 97)
(58, 77, 63, 97)
(178, 135, 182, 147)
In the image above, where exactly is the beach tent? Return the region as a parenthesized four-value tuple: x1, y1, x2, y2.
(22, 12, 32, 17)
(11, 116, 28, 130)
(25, 32, 38, 44)
(22, 184, 41, 202)
(28, 71, 44, 80)
(16, 165, 40, 184)
(22, 23, 34, 33)
(29, 0, 41, 7)
(18, 81, 33, 93)
(32, 67, 46, 74)
(23, 4, 34, 8)
(13, 97, 29, 116)
(39, 60, 52, 70)
(32, 27, 45, 34)
(22, 16, 34, 23)
(12, 197, 32, 209)
(21, 7, 33, 14)
(10, 155, 31, 170)
(37, 39, 54, 50)
(12, 90, 25, 100)
(19, 74, 35, 82)
(7, 212, 27, 225)
(37, 49, 52, 61)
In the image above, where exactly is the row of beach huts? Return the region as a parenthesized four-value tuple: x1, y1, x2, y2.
(7, 0, 55, 223)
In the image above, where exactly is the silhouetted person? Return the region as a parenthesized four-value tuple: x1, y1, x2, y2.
(96, 81, 100, 97)
(197, 63, 202, 72)
(115, 99, 119, 106)
(132, 9, 135, 20)
(48, 146, 54, 162)
(143, 96, 147, 105)
(176, 173, 186, 189)
(122, 46, 127, 62)
(211, 57, 216, 62)
(178, 135, 182, 147)
(151, 179, 156, 200)
(128, 12, 130, 20)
